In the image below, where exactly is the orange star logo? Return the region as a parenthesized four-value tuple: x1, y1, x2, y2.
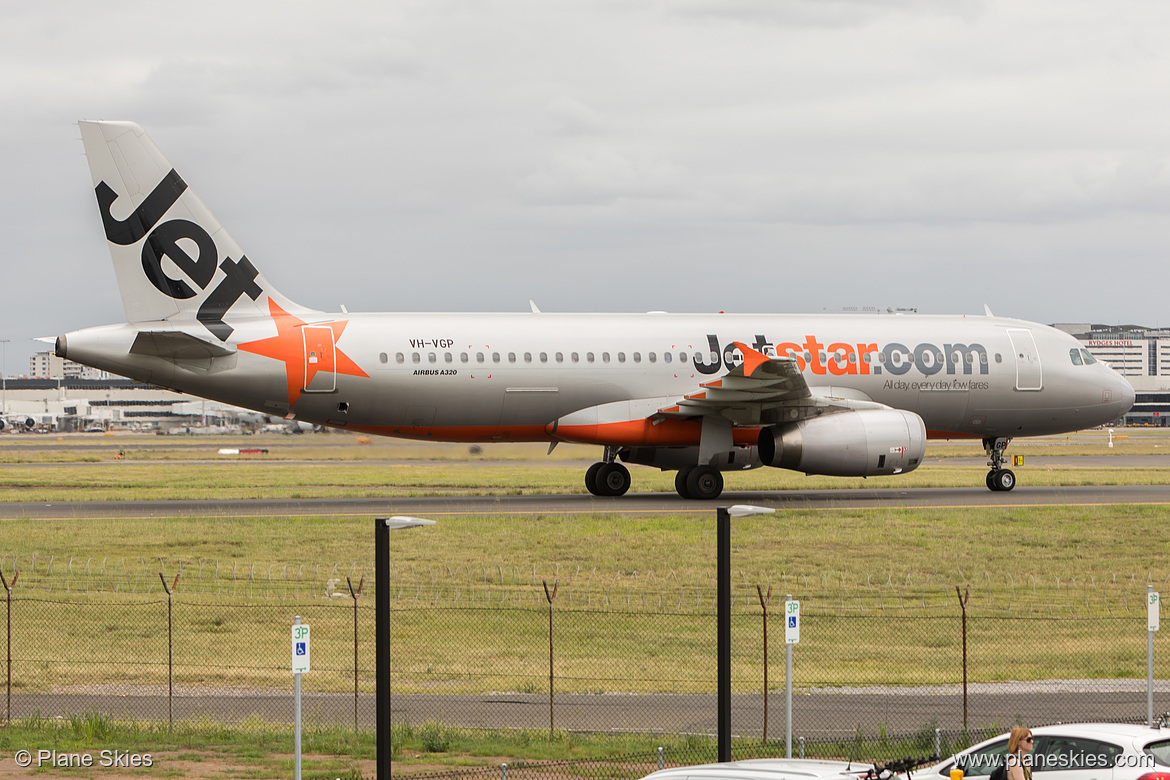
(238, 299, 369, 408)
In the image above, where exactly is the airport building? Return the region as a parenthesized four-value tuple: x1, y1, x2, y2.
(28, 351, 110, 381)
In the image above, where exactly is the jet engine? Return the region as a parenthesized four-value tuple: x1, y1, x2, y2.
(757, 409, 926, 477)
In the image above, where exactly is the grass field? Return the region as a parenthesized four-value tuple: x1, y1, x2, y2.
(0, 429, 1167, 776)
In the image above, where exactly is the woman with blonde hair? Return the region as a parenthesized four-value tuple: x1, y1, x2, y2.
(1006, 727, 1035, 780)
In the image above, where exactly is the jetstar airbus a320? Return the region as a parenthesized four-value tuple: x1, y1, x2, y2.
(57, 121, 1136, 499)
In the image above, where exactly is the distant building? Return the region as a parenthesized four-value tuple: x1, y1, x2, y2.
(1055, 324, 1170, 425)
(28, 351, 110, 381)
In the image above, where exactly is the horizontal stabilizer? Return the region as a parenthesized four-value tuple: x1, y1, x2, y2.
(130, 330, 237, 360)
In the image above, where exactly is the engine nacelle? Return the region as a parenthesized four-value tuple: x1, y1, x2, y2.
(757, 409, 926, 477)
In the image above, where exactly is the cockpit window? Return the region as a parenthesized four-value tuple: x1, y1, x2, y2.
(1070, 349, 1083, 366)
(1081, 350, 1098, 365)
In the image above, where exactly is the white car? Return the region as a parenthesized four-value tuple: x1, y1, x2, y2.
(927, 723, 1170, 780)
(639, 759, 866, 780)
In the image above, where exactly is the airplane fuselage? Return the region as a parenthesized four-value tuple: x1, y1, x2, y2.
(60, 311, 1134, 443)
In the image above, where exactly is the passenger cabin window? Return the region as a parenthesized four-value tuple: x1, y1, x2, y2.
(556, 352, 564, 363)
(633, 352, 641, 363)
(587, 352, 595, 363)
(1070, 348, 1083, 365)
(540, 352, 548, 363)
(664, 352, 671, 363)
(602, 352, 611, 363)
(444, 352, 453, 363)
(508, 352, 516, 363)
(379, 352, 388, 364)
(523, 352, 531, 363)
(396, 353, 405, 364)
(492, 352, 501, 363)
(412, 353, 421, 364)
(428, 352, 437, 363)
(476, 352, 485, 363)
(460, 352, 469, 363)
(618, 352, 626, 363)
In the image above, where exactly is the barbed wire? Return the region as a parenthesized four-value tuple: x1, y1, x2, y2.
(2, 552, 1167, 614)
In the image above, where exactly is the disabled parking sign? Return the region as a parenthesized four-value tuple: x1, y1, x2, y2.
(292, 623, 311, 673)
(785, 600, 800, 644)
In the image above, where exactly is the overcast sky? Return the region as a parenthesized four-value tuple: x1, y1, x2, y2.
(2, 0, 1167, 373)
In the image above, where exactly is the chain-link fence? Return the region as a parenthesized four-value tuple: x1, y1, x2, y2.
(3, 559, 1168, 748)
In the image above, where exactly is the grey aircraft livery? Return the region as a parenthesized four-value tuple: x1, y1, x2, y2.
(57, 121, 1136, 499)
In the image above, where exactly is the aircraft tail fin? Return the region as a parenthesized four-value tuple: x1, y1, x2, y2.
(78, 121, 309, 342)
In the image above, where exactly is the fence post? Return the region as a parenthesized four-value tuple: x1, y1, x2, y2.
(348, 576, 364, 734)
(956, 585, 970, 731)
(757, 584, 772, 744)
(160, 571, 179, 732)
(658, 746, 664, 771)
(543, 580, 558, 738)
(1, 568, 16, 727)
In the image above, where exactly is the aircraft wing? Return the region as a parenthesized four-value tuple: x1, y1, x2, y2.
(655, 341, 887, 426)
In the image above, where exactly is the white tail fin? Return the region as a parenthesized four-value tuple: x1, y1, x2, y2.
(79, 121, 308, 342)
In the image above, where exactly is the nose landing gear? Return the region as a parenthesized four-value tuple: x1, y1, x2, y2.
(984, 437, 1015, 491)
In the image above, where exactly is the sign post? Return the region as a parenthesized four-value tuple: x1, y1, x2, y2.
(785, 597, 800, 758)
(1149, 588, 1159, 726)
(292, 617, 311, 780)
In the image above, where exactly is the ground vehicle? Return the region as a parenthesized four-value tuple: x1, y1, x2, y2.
(638, 759, 865, 780)
(926, 723, 1170, 780)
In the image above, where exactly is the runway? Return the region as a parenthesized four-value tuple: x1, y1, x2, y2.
(2, 483, 1170, 519)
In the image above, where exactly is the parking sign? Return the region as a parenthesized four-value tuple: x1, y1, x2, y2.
(785, 600, 800, 644)
(1151, 592, 1160, 633)
(292, 623, 311, 673)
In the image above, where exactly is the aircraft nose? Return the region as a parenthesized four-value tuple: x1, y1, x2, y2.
(1116, 375, 1136, 412)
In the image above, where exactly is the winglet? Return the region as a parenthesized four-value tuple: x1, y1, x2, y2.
(983, 304, 994, 317)
(733, 341, 771, 378)
(530, 300, 541, 313)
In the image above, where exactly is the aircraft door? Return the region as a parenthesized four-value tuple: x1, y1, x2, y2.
(303, 326, 337, 393)
(1007, 329, 1042, 391)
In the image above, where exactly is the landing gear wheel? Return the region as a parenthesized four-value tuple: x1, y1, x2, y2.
(685, 466, 724, 501)
(585, 462, 606, 496)
(596, 463, 631, 496)
(675, 467, 694, 499)
(982, 436, 1016, 492)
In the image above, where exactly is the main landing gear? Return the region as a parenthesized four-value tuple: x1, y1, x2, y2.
(984, 436, 1015, 492)
(584, 447, 632, 496)
(674, 466, 724, 500)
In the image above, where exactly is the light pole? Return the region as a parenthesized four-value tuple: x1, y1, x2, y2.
(717, 504, 775, 762)
(377, 516, 436, 780)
